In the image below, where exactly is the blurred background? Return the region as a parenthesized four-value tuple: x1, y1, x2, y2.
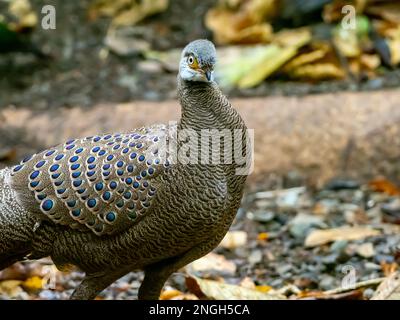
(1, 0, 400, 300)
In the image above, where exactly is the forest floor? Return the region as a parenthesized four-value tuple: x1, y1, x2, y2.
(0, 177, 399, 300)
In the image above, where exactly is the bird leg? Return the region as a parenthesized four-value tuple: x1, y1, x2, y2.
(139, 240, 217, 300)
(70, 269, 129, 300)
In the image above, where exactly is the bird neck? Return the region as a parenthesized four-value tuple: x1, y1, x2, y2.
(177, 76, 246, 132)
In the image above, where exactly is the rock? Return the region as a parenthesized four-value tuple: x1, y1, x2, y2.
(374, 254, 395, 264)
(248, 210, 275, 222)
(319, 275, 336, 291)
(276, 264, 293, 276)
(324, 179, 360, 191)
(105, 27, 151, 56)
(289, 213, 327, 239)
(364, 262, 381, 271)
(330, 240, 348, 253)
(248, 250, 263, 265)
(189, 253, 237, 276)
(363, 288, 375, 299)
(356, 243, 375, 258)
(137, 60, 163, 74)
(219, 231, 248, 249)
(39, 290, 58, 300)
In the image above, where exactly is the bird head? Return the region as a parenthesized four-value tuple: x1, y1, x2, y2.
(179, 39, 217, 83)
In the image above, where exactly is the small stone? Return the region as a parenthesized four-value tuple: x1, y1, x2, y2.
(289, 213, 327, 239)
(319, 275, 336, 291)
(364, 262, 381, 271)
(276, 264, 293, 276)
(250, 210, 275, 222)
(363, 288, 375, 299)
(374, 254, 395, 264)
(324, 179, 360, 191)
(39, 290, 58, 300)
(248, 250, 263, 265)
(356, 243, 375, 258)
(330, 240, 348, 253)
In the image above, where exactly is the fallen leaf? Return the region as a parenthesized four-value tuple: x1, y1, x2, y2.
(238, 45, 298, 88)
(22, 276, 44, 291)
(239, 277, 256, 290)
(0, 280, 23, 298)
(188, 252, 237, 275)
(371, 272, 400, 300)
(381, 262, 398, 277)
(369, 178, 400, 196)
(257, 232, 269, 241)
(283, 49, 328, 73)
(255, 285, 272, 293)
(205, 0, 276, 45)
(305, 226, 380, 247)
(219, 231, 247, 249)
(89, 0, 169, 27)
(186, 275, 286, 300)
(288, 63, 345, 80)
(160, 289, 184, 300)
(356, 243, 375, 258)
(360, 54, 381, 70)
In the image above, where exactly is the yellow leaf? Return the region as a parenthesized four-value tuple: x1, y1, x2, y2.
(283, 49, 328, 72)
(22, 276, 44, 291)
(257, 232, 269, 241)
(289, 63, 345, 80)
(160, 289, 184, 300)
(0, 280, 23, 297)
(238, 45, 297, 88)
(256, 285, 272, 293)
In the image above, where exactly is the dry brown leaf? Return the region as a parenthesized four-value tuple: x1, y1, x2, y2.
(283, 49, 328, 73)
(0, 280, 23, 298)
(272, 28, 312, 48)
(8, 0, 38, 29)
(323, 0, 367, 23)
(369, 178, 400, 196)
(360, 54, 381, 70)
(188, 252, 237, 275)
(381, 262, 398, 277)
(205, 0, 276, 45)
(89, 0, 168, 27)
(289, 63, 345, 80)
(367, 3, 400, 24)
(371, 272, 400, 300)
(305, 226, 380, 247)
(186, 275, 286, 300)
(219, 231, 247, 249)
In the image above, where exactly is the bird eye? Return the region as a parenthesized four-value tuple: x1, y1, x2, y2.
(187, 55, 198, 68)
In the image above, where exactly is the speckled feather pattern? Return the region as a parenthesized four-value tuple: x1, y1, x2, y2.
(10, 124, 173, 236)
(0, 52, 249, 299)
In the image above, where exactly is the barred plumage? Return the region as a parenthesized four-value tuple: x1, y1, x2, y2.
(0, 40, 249, 300)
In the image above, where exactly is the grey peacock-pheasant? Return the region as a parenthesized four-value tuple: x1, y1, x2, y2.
(0, 40, 250, 300)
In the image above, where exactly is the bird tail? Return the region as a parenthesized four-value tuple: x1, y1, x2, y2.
(0, 168, 35, 270)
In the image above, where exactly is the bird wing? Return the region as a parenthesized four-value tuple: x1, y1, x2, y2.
(10, 124, 175, 236)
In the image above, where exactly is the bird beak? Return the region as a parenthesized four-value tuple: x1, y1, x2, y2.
(205, 70, 212, 82)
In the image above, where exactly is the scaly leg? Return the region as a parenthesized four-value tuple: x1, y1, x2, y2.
(138, 240, 218, 300)
(70, 269, 129, 300)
